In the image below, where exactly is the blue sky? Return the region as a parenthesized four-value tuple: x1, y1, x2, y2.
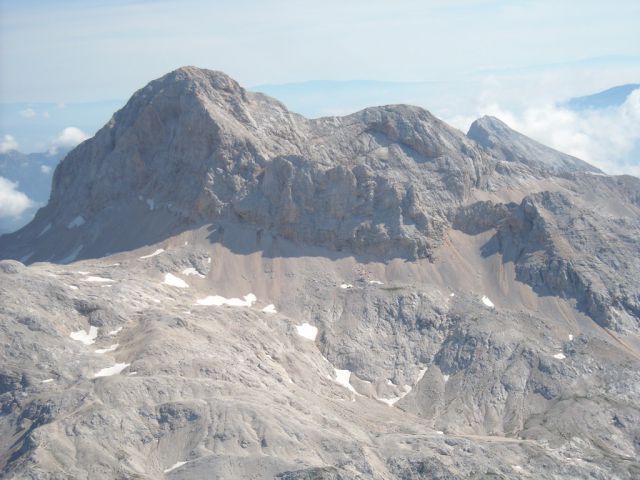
(0, 0, 639, 173)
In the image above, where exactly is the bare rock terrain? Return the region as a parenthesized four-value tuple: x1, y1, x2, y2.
(1, 67, 639, 479)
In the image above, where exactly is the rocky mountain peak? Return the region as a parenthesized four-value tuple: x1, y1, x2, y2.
(467, 115, 601, 174)
(1, 68, 640, 480)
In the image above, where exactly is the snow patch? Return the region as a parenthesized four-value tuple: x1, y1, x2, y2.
(195, 293, 256, 307)
(481, 295, 495, 308)
(442, 374, 450, 383)
(67, 216, 85, 229)
(568, 334, 574, 341)
(128, 371, 138, 376)
(181, 267, 205, 278)
(340, 283, 353, 289)
(146, 198, 155, 210)
(41, 379, 54, 383)
(93, 363, 130, 378)
(262, 304, 277, 314)
(379, 384, 412, 406)
(108, 327, 122, 336)
(95, 344, 119, 354)
(449, 292, 455, 297)
(369, 280, 384, 285)
(139, 248, 164, 259)
(164, 461, 187, 473)
(85, 276, 114, 283)
(416, 367, 428, 382)
(38, 223, 51, 237)
(295, 323, 318, 341)
(67, 284, 79, 290)
(333, 369, 357, 394)
(60, 245, 83, 263)
(436, 430, 444, 435)
(163, 273, 189, 288)
(20, 252, 34, 263)
(553, 352, 566, 360)
(70, 326, 98, 345)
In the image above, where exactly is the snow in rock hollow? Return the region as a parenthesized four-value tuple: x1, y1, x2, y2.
(195, 293, 257, 307)
(139, 248, 164, 259)
(340, 283, 354, 289)
(85, 276, 114, 283)
(108, 327, 122, 336)
(93, 363, 130, 378)
(38, 223, 51, 237)
(164, 461, 187, 473)
(262, 304, 277, 314)
(333, 369, 358, 394)
(162, 273, 189, 288)
(181, 267, 205, 278)
(67, 216, 85, 229)
(60, 245, 83, 263)
(69, 326, 98, 345)
(481, 296, 495, 308)
(95, 344, 119, 354)
(553, 352, 566, 360)
(295, 323, 318, 341)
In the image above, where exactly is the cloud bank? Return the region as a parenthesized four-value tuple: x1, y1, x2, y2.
(0, 134, 19, 153)
(48, 127, 88, 154)
(450, 89, 640, 176)
(0, 177, 32, 218)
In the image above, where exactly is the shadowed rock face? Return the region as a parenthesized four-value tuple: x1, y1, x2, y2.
(1, 67, 639, 479)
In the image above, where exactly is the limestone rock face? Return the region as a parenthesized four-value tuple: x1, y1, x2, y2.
(1, 67, 639, 479)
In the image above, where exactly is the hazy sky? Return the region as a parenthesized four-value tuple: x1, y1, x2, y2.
(1, 0, 639, 102)
(0, 0, 639, 174)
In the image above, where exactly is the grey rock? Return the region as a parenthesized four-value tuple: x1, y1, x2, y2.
(0, 67, 639, 479)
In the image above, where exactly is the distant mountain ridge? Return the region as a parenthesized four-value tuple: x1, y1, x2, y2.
(563, 83, 640, 110)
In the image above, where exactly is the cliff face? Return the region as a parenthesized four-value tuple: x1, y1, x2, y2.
(0, 67, 578, 263)
(1, 67, 639, 479)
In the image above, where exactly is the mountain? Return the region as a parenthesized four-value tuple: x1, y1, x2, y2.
(1, 67, 639, 479)
(0, 149, 67, 234)
(563, 83, 640, 110)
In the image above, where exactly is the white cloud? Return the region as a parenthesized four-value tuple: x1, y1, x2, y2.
(451, 89, 640, 177)
(0, 134, 19, 153)
(40, 165, 52, 174)
(48, 127, 88, 154)
(0, 177, 33, 218)
(19, 108, 36, 118)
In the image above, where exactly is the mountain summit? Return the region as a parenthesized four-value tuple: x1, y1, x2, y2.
(1, 68, 639, 479)
(1, 67, 603, 263)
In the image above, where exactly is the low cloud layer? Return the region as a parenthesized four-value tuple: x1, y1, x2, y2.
(450, 89, 640, 176)
(0, 134, 19, 153)
(48, 127, 88, 154)
(0, 176, 32, 218)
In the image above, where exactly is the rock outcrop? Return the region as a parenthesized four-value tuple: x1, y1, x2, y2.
(1, 67, 639, 479)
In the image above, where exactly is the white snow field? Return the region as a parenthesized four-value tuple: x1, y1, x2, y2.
(162, 273, 189, 288)
(139, 248, 164, 259)
(195, 293, 257, 307)
(295, 323, 318, 341)
(94, 363, 130, 378)
(69, 326, 98, 345)
(481, 295, 495, 308)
